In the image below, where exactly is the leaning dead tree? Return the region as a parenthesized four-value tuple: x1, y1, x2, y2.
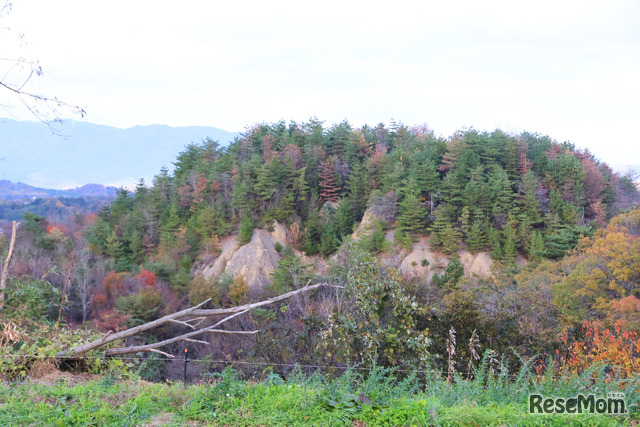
(59, 281, 328, 359)
(0, 221, 18, 310)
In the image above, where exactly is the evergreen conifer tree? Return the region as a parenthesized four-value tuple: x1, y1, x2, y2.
(466, 220, 486, 253)
(397, 193, 427, 238)
(502, 219, 518, 264)
(238, 215, 254, 245)
(335, 197, 355, 237)
(459, 206, 471, 238)
(487, 226, 502, 259)
(319, 156, 340, 202)
(440, 224, 461, 255)
(529, 230, 546, 259)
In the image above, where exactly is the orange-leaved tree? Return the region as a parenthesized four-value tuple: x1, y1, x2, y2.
(554, 208, 640, 323)
(557, 320, 640, 380)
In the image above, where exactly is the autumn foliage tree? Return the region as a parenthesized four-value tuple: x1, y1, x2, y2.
(556, 320, 640, 379)
(319, 155, 340, 202)
(554, 208, 640, 323)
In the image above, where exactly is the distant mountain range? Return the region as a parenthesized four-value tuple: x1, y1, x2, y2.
(0, 180, 118, 200)
(0, 118, 240, 189)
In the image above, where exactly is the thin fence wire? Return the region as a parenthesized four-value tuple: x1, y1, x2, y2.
(1, 352, 448, 375)
(1, 352, 634, 381)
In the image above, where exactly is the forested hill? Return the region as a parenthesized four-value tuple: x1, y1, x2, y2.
(87, 119, 639, 270)
(6, 119, 640, 379)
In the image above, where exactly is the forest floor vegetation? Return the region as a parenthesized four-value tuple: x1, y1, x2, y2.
(0, 362, 637, 426)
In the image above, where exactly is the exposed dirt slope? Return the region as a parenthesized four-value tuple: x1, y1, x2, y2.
(200, 222, 288, 291)
(198, 206, 504, 291)
(385, 236, 494, 284)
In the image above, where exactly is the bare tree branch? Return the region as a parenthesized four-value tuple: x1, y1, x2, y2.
(209, 308, 251, 329)
(58, 297, 213, 356)
(168, 319, 198, 329)
(183, 338, 209, 345)
(1, 2, 86, 131)
(104, 329, 258, 357)
(60, 282, 326, 357)
(147, 349, 175, 359)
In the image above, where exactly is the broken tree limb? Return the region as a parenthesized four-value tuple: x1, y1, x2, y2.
(183, 338, 209, 345)
(147, 349, 175, 359)
(168, 316, 207, 329)
(61, 282, 327, 357)
(168, 319, 198, 329)
(104, 329, 258, 356)
(0, 221, 18, 310)
(209, 308, 251, 329)
(58, 297, 212, 356)
(189, 282, 326, 317)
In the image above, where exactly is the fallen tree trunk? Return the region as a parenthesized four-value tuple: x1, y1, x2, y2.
(60, 281, 327, 357)
(0, 221, 18, 310)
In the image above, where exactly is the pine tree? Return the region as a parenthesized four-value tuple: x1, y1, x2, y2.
(238, 215, 254, 246)
(429, 205, 460, 254)
(528, 231, 545, 259)
(231, 176, 254, 215)
(440, 224, 461, 255)
(397, 193, 427, 238)
(362, 220, 389, 253)
(335, 197, 355, 237)
(347, 162, 370, 221)
(292, 167, 309, 215)
(520, 170, 542, 224)
(161, 203, 181, 238)
(270, 246, 313, 293)
(428, 206, 447, 249)
(106, 229, 124, 260)
(459, 206, 471, 238)
(488, 165, 513, 218)
(502, 219, 518, 264)
(487, 226, 502, 259)
(466, 220, 486, 253)
(254, 162, 277, 203)
(440, 134, 464, 173)
(319, 156, 340, 202)
(319, 229, 340, 256)
(414, 159, 441, 196)
(517, 214, 532, 253)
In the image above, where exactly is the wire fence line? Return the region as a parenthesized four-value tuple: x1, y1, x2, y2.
(0, 352, 445, 375)
(1, 352, 630, 381)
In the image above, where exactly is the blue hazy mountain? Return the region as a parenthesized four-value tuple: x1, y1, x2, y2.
(0, 118, 240, 189)
(0, 180, 118, 200)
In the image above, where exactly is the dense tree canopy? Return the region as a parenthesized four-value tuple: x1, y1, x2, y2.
(3, 118, 639, 380)
(85, 119, 636, 271)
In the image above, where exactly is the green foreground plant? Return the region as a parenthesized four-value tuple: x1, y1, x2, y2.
(1, 359, 637, 426)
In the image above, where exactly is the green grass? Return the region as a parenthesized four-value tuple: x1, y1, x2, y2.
(0, 365, 637, 426)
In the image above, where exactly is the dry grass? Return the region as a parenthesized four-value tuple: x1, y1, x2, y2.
(28, 359, 99, 385)
(0, 321, 20, 346)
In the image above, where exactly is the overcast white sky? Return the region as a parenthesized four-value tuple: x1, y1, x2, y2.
(2, 0, 639, 170)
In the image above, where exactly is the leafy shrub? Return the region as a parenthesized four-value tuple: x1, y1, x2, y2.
(188, 274, 220, 307)
(229, 276, 249, 305)
(116, 287, 165, 325)
(320, 243, 431, 368)
(3, 275, 60, 322)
